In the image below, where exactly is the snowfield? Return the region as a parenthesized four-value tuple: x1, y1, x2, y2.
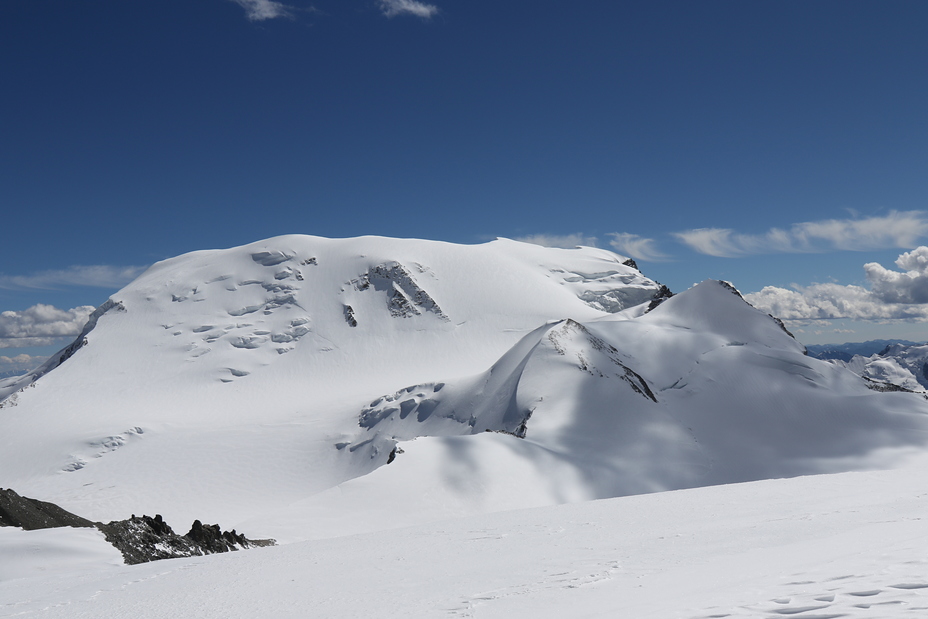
(2, 235, 928, 616)
(4, 460, 928, 618)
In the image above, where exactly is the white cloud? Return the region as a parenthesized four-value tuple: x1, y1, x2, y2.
(514, 233, 599, 249)
(607, 233, 670, 262)
(0, 265, 147, 290)
(674, 211, 928, 257)
(0, 353, 47, 374)
(0, 337, 69, 349)
(744, 246, 928, 322)
(744, 283, 923, 321)
(229, 0, 294, 21)
(379, 0, 439, 18)
(0, 305, 95, 349)
(864, 246, 928, 304)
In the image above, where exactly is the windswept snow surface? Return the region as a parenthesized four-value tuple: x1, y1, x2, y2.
(5, 459, 928, 618)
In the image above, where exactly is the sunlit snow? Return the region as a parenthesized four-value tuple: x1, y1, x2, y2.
(2, 235, 927, 617)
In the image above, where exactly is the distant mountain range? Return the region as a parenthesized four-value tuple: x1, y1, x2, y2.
(806, 339, 923, 362)
(809, 341, 928, 393)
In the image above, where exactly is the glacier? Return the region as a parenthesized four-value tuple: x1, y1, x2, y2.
(2, 234, 928, 617)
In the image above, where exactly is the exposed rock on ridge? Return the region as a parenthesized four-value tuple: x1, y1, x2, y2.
(0, 488, 95, 530)
(98, 514, 274, 565)
(0, 488, 274, 565)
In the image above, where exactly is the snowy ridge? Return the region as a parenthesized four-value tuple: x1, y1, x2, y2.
(348, 317, 659, 457)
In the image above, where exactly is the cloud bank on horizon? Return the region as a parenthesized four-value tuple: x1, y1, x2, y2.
(517, 211, 928, 328)
(0, 264, 147, 354)
(0, 352, 48, 376)
(0, 304, 95, 349)
(746, 246, 928, 323)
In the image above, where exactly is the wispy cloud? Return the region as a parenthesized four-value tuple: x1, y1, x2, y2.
(514, 232, 671, 261)
(514, 233, 599, 249)
(0, 304, 95, 349)
(379, 0, 439, 18)
(229, 0, 295, 21)
(0, 265, 147, 290)
(0, 353, 48, 374)
(745, 246, 928, 322)
(607, 233, 670, 262)
(674, 211, 928, 257)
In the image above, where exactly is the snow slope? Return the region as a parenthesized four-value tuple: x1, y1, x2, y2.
(0, 236, 663, 527)
(5, 457, 928, 618)
(1, 236, 927, 542)
(252, 280, 928, 541)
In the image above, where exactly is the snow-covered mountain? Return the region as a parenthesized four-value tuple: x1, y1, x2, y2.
(807, 339, 920, 362)
(0, 236, 928, 616)
(1, 235, 927, 544)
(0, 236, 665, 528)
(824, 342, 928, 393)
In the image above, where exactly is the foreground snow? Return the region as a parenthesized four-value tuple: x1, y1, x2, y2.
(4, 455, 928, 618)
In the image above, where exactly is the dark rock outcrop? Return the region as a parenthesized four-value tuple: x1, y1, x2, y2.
(863, 377, 916, 393)
(98, 514, 275, 565)
(645, 284, 674, 312)
(97, 514, 202, 564)
(1, 488, 275, 565)
(0, 488, 95, 530)
(186, 519, 270, 554)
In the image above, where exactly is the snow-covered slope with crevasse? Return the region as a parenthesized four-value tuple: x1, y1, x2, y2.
(0, 236, 663, 528)
(1, 235, 927, 546)
(251, 279, 928, 541)
(4, 234, 928, 616)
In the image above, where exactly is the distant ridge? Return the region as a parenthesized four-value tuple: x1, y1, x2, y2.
(807, 339, 922, 362)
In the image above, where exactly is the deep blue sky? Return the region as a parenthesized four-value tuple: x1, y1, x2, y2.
(2, 0, 927, 363)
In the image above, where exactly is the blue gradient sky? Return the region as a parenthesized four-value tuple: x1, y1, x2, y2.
(2, 0, 927, 367)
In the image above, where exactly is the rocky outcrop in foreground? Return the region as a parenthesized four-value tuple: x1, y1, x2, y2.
(0, 488, 95, 530)
(0, 488, 274, 565)
(97, 514, 275, 565)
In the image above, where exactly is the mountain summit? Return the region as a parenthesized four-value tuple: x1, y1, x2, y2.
(1, 236, 926, 541)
